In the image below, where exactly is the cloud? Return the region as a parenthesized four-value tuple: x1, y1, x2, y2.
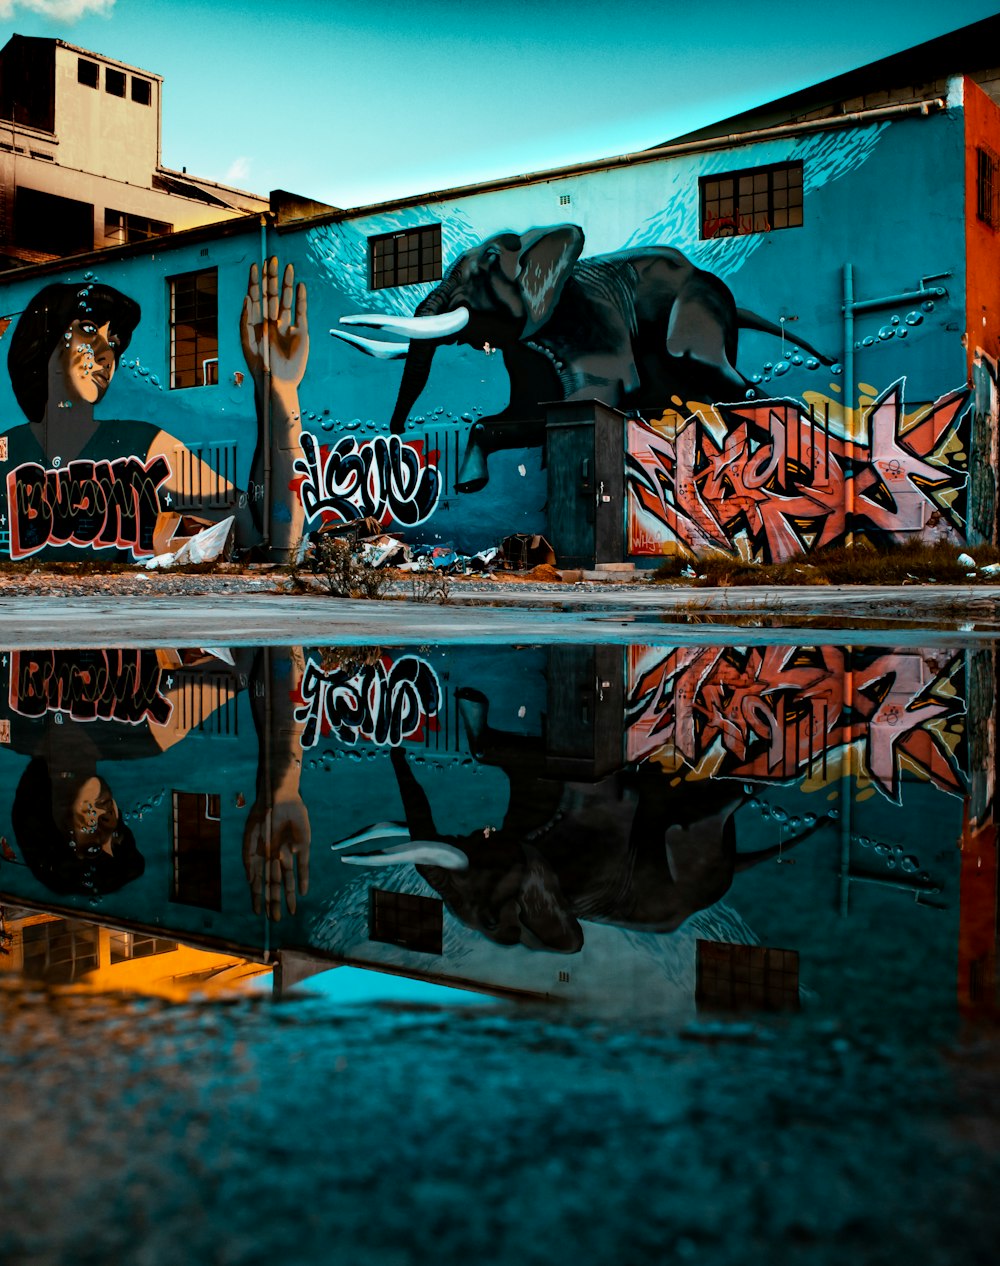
(0, 0, 115, 20)
(224, 157, 251, 186)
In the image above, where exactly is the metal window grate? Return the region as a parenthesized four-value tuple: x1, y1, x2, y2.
(978, 147, 999, 228)
(700, 162, 803, 240)
(169, 442, 237, 511)
(369, 225, 442, 290)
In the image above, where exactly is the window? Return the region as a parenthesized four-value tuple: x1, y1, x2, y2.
(14, 187, 93, 255)
(696, 939, 800, 1011)
(21, 919, 99, 984)
(131, 76, 152, 106)
(978, 146, 999, 229)
(171, 790, 222, 910)
(109, 931, 177, 963)
(700, 162, 803, 239)
(369, 224, 442, 290)
(169, 269, 218, 389)
(105, 67, 126, 98)
(369, 888, 443, 955)
(105, 209, 172, 246)
(78, 58, 99, 89)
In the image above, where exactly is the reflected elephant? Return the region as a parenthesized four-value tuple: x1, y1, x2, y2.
(334, 690, 830, 952)
(333, 224, 834, 492)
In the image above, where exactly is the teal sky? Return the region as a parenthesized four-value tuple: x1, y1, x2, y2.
(3, 0, 1000, 208)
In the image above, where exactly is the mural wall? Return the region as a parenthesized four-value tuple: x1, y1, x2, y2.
(0, 95, 994, 562)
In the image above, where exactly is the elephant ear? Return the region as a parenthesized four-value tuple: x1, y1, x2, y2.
(515, 225, 585, 338)
(516, 844, 583, 953)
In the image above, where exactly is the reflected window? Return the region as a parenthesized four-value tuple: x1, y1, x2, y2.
(369, 888, 443, 955)
(696, 939, 800, 1011)
(171, 791, 222, 910)
(109, 931, 177, 963)
(21, 918, 99, 984)
(169, 269, 218, 389)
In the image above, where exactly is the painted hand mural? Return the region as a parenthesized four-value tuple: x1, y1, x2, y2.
(332, 224, 833, 493)
(241, 258, 308, 554)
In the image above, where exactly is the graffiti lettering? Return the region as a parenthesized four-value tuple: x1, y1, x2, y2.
(626, 643, 965, 802)
(9, 649, 172, 726)
(627, 382, 970, 561)
(6, 455, 171, 559)
(294, 653, 441, 748)
(293, 432, 440, 527)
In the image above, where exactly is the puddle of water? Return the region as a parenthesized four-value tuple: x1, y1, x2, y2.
(1, 638, 998, 1263)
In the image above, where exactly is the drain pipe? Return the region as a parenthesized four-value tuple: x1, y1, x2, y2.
(259, 214, 273, 554)
(843, 265, 856, 545)
(841, 266, 951, 545)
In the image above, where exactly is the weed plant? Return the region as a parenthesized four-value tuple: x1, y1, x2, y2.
(653, 539, 1000, 587)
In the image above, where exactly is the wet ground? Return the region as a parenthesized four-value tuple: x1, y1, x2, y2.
(2, 977, 999, 1266)
(0, 604, 997, 1264)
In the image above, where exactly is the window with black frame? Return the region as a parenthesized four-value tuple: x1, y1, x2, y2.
(169, 269, 218, 389)
(369, 225, 442, 290)
(700, 162, 803, 239)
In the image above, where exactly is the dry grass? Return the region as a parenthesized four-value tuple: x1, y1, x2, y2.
(653, 540, 1000, 587)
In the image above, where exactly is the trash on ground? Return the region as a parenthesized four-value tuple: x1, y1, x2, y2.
(145, 516, 235, 569)
(499, 533, 556, 570)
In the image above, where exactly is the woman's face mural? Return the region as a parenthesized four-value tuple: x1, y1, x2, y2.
(48, 318, 120, 409)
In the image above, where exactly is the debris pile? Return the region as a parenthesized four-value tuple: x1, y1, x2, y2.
(299, 518, 556, 578)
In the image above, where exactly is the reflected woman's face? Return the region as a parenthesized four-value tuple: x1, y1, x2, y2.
(49, 319, 120, 407)
(69, 775, 122, 855)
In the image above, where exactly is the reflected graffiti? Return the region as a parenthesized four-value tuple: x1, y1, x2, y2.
(295, 652, 441, 748)
(9, 649, 172, 726)
(627, 381, 970, 559)
(626, 643, 966, 801)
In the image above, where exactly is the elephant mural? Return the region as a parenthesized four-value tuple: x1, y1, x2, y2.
(332, 224, 834, 492)
(332, 689, 831, 952)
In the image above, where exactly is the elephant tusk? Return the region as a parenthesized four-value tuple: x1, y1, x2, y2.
(329, 329, 410, 359)
(340, 307, 471, 340)
(340, 840, 470, 870)
(331, 822, 409, 850)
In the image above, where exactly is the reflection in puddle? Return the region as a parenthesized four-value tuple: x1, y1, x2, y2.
(0, 638, 998, 1261)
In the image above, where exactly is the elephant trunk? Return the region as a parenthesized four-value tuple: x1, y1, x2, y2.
(389, 278, 462, 434)
(390, 340, 437, 434)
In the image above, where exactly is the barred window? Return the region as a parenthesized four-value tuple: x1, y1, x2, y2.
(169, 269, 218, 389)
(978, 146, 999, 229)
(700, 162, 803, 240)
(369, 224, 442, 290)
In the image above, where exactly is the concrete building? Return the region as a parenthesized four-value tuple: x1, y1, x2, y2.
(0, 18, 998, 566)
(0, 34, 268, 270)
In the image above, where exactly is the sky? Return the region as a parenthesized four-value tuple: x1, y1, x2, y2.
(2, 0, 1000, 209)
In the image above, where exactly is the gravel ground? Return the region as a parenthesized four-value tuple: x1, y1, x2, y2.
(1, 982, 998, 1266)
